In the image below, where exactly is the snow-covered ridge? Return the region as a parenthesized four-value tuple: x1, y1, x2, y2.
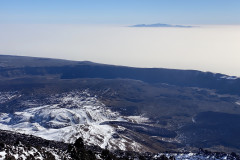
(0, 90, 144, 152)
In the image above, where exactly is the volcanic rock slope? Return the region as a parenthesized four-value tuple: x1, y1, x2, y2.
(1, 129, 239, 160)
(1, 55, 240, 154)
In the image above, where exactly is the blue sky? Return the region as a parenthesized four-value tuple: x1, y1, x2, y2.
(1, 0, 240, 24)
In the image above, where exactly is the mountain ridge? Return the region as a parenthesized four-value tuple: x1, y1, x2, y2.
(1, 55, 240, 96)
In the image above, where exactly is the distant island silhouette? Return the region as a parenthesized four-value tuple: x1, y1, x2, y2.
(130, 23, 195, 28)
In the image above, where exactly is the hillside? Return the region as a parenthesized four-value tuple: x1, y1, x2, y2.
(1, 55, 240, 155)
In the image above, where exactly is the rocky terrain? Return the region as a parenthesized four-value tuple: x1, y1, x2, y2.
(0, 129, 239, 160)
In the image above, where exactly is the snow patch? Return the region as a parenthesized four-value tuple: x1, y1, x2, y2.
(125, 116, 150, 124)
(220, 75, 238, 80)
(0, 91, 21, 104)
(155, 152, 225, 160)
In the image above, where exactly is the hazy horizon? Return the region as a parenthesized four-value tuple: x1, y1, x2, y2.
(1, 24, 240, 77)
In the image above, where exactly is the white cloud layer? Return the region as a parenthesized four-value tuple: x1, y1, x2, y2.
(0, 24, 240, 76)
